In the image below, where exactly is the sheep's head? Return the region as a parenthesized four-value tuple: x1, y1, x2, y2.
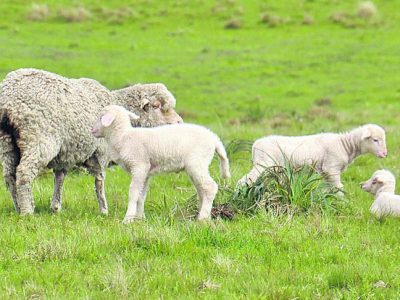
(359, 124, 387, 158)
(112, 83, 183, 127)
(361, 169, 396, 195)
(91, 105, 139, 138)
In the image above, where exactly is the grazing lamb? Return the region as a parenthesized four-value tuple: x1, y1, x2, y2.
(361, 170, 400, 218)
(0, 68, 183, 215)
(91, 105, 230, 223)
(238, 124, 387, 191)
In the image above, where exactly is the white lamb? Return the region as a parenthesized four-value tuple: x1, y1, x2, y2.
(91, 105, 230, 223)
(361, 169, 400, 218)
(238, 124, 387, 191)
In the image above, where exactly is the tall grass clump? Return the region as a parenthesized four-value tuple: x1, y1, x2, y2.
(230, 160, 346, 216)
(26, 3, 49, 21)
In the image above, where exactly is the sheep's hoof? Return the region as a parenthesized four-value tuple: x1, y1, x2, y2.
(100, 208, 108, 215)
(51, 204, 62, 213)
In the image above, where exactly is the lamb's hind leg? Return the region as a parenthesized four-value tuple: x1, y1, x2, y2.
(50, 169, 66, 213)
(0, 135, 20, 212)
(187, 165, 218, 220)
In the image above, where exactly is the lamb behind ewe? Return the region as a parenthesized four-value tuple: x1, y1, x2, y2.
(361, 169, 400, 218)
(91, 105, 230, 223)
(0, 68, 183, 215)
(238, 124, 387, 191)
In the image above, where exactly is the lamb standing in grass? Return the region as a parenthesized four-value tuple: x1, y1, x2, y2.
(91, 105, 230, 223)
(361, 170, 400, 218)
(0, 68, 183, 215)
(238, 124, 387, 190)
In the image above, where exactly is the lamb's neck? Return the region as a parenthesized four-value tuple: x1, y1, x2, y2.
(375, 185, 396, 196)
(105, 125, 131, 151)
(339, 129, 362, 163)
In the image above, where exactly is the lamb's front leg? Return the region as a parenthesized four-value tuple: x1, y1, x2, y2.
(123, 167, 149, 224)
(327, 171, 344, 195)
(135, 177, 150, 219)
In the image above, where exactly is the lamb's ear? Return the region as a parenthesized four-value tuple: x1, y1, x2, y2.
(101, 112, 115, 127)
(128, 112, 140, 121)
(361, 128, 372, 140)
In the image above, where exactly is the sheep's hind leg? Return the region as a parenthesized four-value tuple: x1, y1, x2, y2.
(0, 134, 20, 212)
(187, 165, 218, 221)
(15, 143, 58, 215)
(50, 169, 66, 213)
(84, 155, 109, 215)
(1, 152, 19, 212)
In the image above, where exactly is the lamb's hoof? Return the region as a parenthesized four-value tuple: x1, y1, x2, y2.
(100, 208, 108, 215)
(19, 209, 34, 216)
(197, 215, 211, 222)
(122, 216, 141, 224)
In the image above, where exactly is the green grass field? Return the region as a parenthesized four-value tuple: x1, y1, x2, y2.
(1, 0, 400, 298)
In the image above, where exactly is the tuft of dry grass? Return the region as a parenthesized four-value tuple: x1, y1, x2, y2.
(57, 6, 91, 23)
(260, 12, 286, 27)
(224, 18, 242, 29)
(99, 7, 138, 24)
(302, 14, 314, 25)
(357, 1, 378, 19)
(26, 3, 49, 22)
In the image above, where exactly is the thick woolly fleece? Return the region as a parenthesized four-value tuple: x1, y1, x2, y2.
(362, 169, 400, 218)
(238, 124, 387, 190)
(0, 68, 182, 215)
(91, 105, 230, 223)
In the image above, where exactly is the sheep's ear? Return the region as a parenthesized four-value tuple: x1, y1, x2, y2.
(101, 112, 115, 127)
(140, 98, 150, 110)
(152, 100, 162, 109)
(128, 112, 140, 121)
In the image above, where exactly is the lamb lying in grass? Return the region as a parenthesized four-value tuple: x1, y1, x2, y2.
(91, 105, 230, 223)
(238, 124, 387, 191)
(361, 169, 400, 218)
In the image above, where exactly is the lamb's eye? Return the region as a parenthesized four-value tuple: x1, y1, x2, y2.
(373, 138, 379, 142)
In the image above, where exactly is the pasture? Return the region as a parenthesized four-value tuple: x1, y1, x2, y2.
(1, 0, 400, 298)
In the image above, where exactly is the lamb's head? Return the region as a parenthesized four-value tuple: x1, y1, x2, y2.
(91, 105, 139, 138)
(359, 124, 387, 158)
(112, 83, 183, 127)
(361, 169, 396, 195)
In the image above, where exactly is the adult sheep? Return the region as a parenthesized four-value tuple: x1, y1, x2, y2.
(0, 68, 183, 215)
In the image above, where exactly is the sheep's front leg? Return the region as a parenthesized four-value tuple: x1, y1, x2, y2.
(123, 167, 149, 224)
(95, 171, 108, 215)
(50, 169, 66, 213)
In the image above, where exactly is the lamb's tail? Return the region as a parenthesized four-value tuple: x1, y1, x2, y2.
(215, 138, 231, 179)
